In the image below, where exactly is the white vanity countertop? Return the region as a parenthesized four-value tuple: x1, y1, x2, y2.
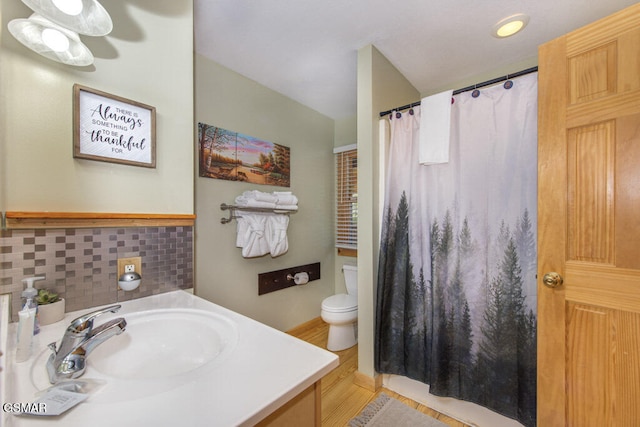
(4, 291, 339, 426)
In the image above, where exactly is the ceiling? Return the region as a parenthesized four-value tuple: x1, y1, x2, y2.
(195, 0, 637, 120)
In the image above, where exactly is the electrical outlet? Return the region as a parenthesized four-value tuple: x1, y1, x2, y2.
(117, 256, 142, 280)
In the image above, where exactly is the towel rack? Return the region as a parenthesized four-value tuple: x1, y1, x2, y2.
(220, 203, 297, 224)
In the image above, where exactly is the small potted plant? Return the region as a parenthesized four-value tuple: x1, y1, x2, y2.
(36, 288, 65, 325)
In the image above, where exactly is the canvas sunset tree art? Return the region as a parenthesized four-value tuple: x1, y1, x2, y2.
(198, 122, 290, 187)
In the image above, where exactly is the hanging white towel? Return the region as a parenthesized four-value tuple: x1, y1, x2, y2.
(419, 89, 453, 165)
(266, 215, 289, 257)
(240, 213, 270, 258)
(236, 216, 249, 248)
(232, 189, 297, 257)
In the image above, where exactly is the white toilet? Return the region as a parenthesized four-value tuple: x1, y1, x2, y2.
(321, 264, 358, 351)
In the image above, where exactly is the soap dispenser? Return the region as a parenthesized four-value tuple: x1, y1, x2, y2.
(22, 276, 45, 335)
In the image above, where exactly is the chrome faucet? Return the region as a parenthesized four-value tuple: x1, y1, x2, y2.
(46, 304, 127, 384)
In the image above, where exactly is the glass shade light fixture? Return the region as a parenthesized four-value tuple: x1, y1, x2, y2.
(7, 0, 112, 66)
(51, 0, 84, 16)
(492, 13, 529, 38)
(8, 14, 94, 66)
(21, 0, 112, 36)
(42, 28, 70, 52)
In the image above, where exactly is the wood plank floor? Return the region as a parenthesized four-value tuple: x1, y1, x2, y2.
(287, 317, 470, 427)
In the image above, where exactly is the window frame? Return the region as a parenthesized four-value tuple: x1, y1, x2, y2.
(334, 144, 357, 256)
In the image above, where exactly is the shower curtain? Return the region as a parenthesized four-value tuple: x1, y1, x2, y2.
(376, 73, 538, 427)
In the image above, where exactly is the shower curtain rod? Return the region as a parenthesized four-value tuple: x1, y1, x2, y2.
(379, 66, 538, 117)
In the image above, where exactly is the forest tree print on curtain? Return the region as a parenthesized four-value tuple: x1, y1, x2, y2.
(376, 73, 538, 427)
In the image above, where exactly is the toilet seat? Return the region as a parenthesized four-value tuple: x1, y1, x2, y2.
(322, 294, 357, 313)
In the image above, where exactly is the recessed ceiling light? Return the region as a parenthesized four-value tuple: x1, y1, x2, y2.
(492, 13, 529, 38)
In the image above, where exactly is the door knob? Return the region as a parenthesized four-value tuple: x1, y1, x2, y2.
(542, 272, 563, 288)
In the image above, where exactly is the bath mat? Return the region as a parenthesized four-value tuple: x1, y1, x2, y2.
(349, 393, 449, 427)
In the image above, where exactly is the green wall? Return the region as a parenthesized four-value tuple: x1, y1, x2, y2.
(195, 55, 336, 331)
(356, 45, 421, 379)
(0, 0, 194, 214)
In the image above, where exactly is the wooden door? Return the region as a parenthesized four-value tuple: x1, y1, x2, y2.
(538, 4, 640, 426)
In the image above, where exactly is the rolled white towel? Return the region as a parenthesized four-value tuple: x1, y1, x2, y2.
(235, 195, 277, 209)
(274, 194, 298, 206)
(273, 205, 298, 212)
(243, 190, 277, 203)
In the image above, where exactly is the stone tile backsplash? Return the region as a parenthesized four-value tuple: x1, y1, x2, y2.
(0, 226, 193, 321)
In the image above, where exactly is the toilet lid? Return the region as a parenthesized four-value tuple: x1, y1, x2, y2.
(322, 294, 357, 313)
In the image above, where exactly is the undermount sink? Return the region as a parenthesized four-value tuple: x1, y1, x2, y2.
(30, 307, 238, 402)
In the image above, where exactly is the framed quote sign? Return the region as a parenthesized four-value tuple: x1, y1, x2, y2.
(73, 84, 156, 168)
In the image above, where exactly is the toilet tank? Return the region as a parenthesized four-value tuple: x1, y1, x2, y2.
(342, 264, 358, 296)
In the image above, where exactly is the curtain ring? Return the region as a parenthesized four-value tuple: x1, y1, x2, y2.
(395, 111, 402, 119)
(504, 74, 513, 89)
(472, 85, 480, 98)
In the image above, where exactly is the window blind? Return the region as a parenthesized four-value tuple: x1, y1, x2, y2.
(334, 145, 357, 249)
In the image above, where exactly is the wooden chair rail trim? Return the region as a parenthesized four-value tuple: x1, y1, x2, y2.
(4, 211, 196, 229)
